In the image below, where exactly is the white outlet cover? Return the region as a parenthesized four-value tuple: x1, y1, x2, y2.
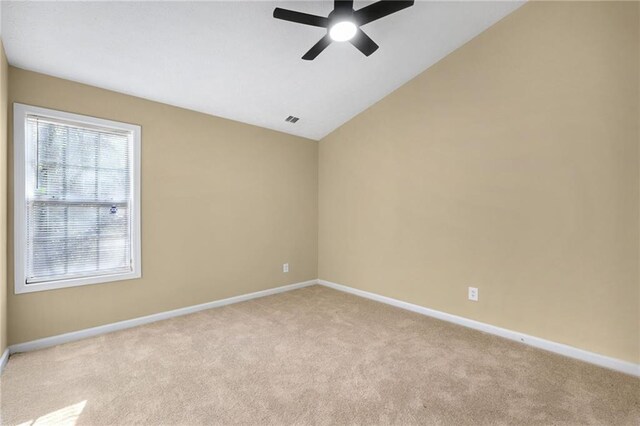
(468, 287, 478, 301)
(283, 263, 289, 273)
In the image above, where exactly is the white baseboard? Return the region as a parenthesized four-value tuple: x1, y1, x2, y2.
(0, 347, 9, 374)
(8, 279, 317, 355)
(6, 278, 638, 378)
(318, 279, 640, 377)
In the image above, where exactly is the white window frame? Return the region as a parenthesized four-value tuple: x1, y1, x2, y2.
(14, 103, 142, 294)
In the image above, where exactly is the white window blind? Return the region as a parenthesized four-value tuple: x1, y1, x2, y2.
(14, 103, 141, 293)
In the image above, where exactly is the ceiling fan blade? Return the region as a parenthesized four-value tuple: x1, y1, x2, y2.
(334, 0, 354, 12)
(349, 29, 379, 56)
(273, 8, 329, 27)
(354, 1, 414, 26)
(302, 35, 332, 60)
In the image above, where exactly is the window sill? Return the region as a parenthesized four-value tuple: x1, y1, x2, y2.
(15, 271, 142, 294)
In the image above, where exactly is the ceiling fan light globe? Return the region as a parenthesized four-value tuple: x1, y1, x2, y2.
(329, 21, 357, 42)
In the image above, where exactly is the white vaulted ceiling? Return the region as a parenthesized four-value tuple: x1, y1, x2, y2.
(1, 1, 524, 140)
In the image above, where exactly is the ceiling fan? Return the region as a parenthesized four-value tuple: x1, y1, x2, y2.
(273, 0, 415, 60)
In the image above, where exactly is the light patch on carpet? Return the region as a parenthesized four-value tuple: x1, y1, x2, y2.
(15, 400, 87, 426)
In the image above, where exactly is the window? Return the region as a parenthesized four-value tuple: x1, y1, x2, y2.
(14, 103, 141, 294)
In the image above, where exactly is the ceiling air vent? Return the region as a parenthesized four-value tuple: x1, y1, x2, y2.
(285, 116, 300, 124)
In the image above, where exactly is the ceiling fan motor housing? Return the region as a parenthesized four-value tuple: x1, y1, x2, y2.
(328, 8, 355, 26)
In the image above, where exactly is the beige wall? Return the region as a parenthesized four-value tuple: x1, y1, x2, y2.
(8, 67, 318, 345)
(1, 42, 8, 354)
(319, 1, 639, 364)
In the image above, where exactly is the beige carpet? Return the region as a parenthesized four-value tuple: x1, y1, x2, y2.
(1, 285, 638, 425)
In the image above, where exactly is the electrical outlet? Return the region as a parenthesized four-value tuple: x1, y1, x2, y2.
(468, 287, 478, 302)
(283, 263, 289, 273)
